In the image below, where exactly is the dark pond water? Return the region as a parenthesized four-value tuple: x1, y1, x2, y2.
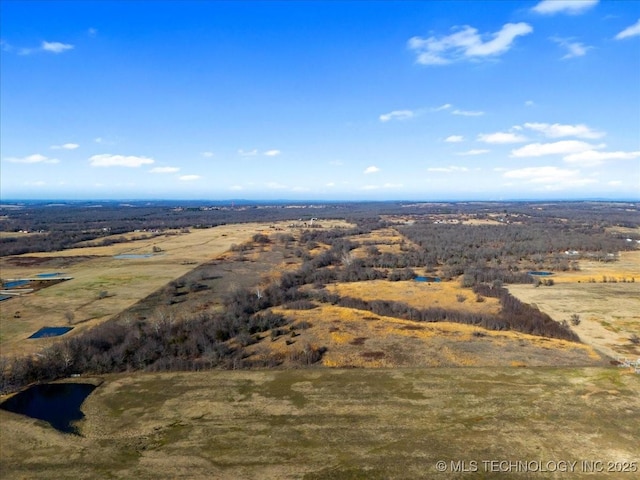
(414, 276, 441, 282)
(0, 383, 96, 434)
(3, 280, 29, 289)
(528, 271, 554, 276)
(29, 326, 74, 339)
(36, 272, 61, 278)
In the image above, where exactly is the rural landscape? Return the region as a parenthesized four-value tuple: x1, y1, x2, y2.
(1, 200, 639, 478)
(2, 0, 639, 477)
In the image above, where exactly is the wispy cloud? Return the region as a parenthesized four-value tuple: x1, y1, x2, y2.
(503, 166, 596, 190)
(89, 154, 154, 167)
(201, 151, 214, 158)
(364, 166, 380, 174)
(432, 103, 452, 111)
(408, 22, 533, 65)
(428, 166, 469, 173)
(532, 0, 598, 15)
(229, 185, 244, 191)
(477, 132, 527, 144)
(266, 181, 287, 190)
(150, 166, 180, 173)
(563, 150, 640, 167)
(445, 135, 464, 143)
(379, 110, 415, 122)
(50, 143, 79, 150)
(264, 149, 281, 157)
(179, 175, 201, 181)
(457, 149, 490, 156)
(551, 37, 591, 59)
(238, 149, 258, 156)
(5, 153, 59, 164)
(523, 122, 604, 139)
(510, 140, 603, 158)
(42, 41, 74, 53)
(88, 28, 98, 38)
(452, 109, 484, 117)
(615, 19, 640, 40)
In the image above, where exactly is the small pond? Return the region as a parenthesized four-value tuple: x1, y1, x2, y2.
(113, 253, 154, 259)
(0, 383, 96, 434)
(36, 272, 62, 278)
(29, 326, 74, 339)
(414, 276, 441, 282)
(528, 271, 554, 276)
(3, 280, 29, 289)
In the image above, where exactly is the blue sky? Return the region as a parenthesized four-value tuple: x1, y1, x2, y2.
(1, 0, 639, 201)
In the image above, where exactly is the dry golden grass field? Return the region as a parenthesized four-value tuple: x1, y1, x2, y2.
(266, 304, 603, 368)
(509, 251, 640, 361)
(1, 368, 638, 479)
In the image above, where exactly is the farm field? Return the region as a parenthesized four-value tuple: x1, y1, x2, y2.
(509, 251, 640, 360)
(0, 220, 351, 356)
(1, 367, 638, 479)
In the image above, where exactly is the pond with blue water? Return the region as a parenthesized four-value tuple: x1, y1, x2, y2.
(113, 253, 155, 259)
(414, 276, 441, 282)
(0, 383, 97, 434)
(528, 271, 554, 276)
(29, 326, 74, 339)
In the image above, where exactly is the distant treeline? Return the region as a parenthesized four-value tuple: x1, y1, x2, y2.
(2, 201, 638, 256)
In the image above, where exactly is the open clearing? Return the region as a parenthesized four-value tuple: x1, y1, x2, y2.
(509, 251, 640, 360)
(1, 367, 638, 479)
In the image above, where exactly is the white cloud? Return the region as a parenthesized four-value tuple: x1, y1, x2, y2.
(608, 180, 623, 186)
(326, 182, 336, 187)
(238, 149, 258, 156)
(201, 151, 214, 158)
(615, 19, 640, 40)
(432, 103, 452, 111)
(179, 175, 201, 181)
(229, 185, 244, 191)
(329, 160, 343, 166)
(150, 166, 180, 173)
(89, 154, 154, 167)
(503, 166, 596, 188)
(551, 37, 591, 59)
(525, 100, 535, 107)
(264, 149, 281, 157)
(532, 0, 598, 15)
(364, 166, 380, 174)
(427, 166, 469, 173)
(445, 135, 464, 143)
(379, 110, 415, 122)
(563, 150, 640, 167)
(361, 185, 380, 190)
(50, 143, 79, 150)
(41, 41, 74, 53)
(24, 180, 46, 186)
(88, 28, 98, 37)
(478, 132, 527, 144)
(266, 181, 287, 190)
(511, 140, 603, 157)
(5, 153, 59, 164)
(523, 122, 604, 139)
(452, 109, 484, 116)
(457, 149, 490, 156)
(408, 22, 533, 65)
